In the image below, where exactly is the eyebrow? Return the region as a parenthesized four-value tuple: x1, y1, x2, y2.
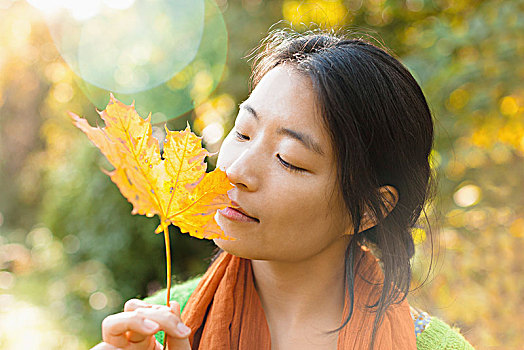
(240, 102, 259, 120)
(239, 102, 325, 156)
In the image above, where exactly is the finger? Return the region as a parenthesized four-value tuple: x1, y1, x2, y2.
(90, 342, 120, 350)
(164, 324, 192, 350)
(134, 306, 191, 339)
(124, 299, 153, 312)
(169, 302, 181, 316)
(126, 323, 159, 344)
(102, 312, 160, 348)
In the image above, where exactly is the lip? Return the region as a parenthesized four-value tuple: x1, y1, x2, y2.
(219, 201, 259, 223)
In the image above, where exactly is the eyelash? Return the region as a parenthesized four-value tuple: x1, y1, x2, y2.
(235, 131, 249, 141)
(234, 131, 306, 173)
(277, 154, 305, 173)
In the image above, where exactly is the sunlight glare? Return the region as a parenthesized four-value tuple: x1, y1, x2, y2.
(26, 0, 122, 21)
(104, 0, 135, 10)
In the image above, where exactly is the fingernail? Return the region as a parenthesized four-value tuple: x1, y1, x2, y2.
(143, 319, 159, 331)
(177, 322, 191, 336)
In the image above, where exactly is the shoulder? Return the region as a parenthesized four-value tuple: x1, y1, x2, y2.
(143, 276, 202, 312)
(410, 306, 476, 350)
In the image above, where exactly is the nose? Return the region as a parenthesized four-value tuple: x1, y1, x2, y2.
(224, 148, 259, 192)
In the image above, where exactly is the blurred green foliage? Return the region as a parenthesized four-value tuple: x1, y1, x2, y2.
(0, 0, 522, 349)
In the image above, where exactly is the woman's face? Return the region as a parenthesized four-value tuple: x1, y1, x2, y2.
(214, 66, 352, 262)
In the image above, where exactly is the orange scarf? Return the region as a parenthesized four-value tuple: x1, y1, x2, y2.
(181, 249, 416, 349)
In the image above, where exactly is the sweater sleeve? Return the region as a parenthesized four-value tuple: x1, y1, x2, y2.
(416, 317, 475, 350)
(143, 276, 202, 344)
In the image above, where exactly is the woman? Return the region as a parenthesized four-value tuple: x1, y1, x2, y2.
(93, 30, 474, 350)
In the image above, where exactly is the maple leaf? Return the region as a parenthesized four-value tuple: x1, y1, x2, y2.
(70, 96, 234, 349)
(69, 94, 233, 241)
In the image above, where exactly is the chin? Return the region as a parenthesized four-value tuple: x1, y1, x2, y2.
(213, 237, 249, 259)
(212, 237, 268, 261)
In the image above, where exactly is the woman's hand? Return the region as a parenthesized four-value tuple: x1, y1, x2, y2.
(90, 299, 191, 350)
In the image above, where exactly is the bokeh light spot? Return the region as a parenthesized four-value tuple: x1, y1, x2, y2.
(26, 226, 53, 248)
(67, 0, 228, 124)
(0, 271, 15, 290)
(52, 82, 74, 103)
(33, 0, 207, 94)
(489, 143, 512, 164)
(411, 228, 426, 245)
(406, 0, 424, 12)
(447, 88, 470, 111)
(44, 62, 68, 83)
(62, 234, 80, 254)
(203, 122, 224, 146)
(499, 96, 519, 116)
(453, 184, 481, 207)
(89, 291, 108, 310)
(152, 112, 167, 124)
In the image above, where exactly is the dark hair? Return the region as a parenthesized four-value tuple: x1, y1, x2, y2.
(249, 29, 435, 349)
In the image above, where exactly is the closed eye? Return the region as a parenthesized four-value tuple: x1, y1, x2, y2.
(277, 154, 306, 173)
(234, 130, 305, 173)
(235, 131, 250, 141)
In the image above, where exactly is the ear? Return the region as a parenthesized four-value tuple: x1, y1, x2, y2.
(359, 185, 399, 232)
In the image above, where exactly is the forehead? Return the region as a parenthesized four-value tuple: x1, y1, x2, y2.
(247, 66, 330, 145)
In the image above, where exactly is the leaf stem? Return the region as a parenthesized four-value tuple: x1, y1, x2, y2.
(162, 224, 172, 350)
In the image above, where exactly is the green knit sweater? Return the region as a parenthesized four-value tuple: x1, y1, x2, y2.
(144, 277, 475, 349)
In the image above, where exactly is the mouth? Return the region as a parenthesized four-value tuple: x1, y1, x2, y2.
(219, 201, 260, 223)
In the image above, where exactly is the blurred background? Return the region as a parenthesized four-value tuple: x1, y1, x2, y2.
(0, 0, 522, 348)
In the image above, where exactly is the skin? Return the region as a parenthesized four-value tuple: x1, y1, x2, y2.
(94, 66, 397, 350)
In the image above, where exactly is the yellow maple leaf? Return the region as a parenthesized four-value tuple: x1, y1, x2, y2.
(69, 94, 233, 241)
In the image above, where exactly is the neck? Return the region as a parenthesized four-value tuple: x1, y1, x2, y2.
(251, 236, 349, 333)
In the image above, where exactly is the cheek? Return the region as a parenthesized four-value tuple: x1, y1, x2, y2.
(262, 187, 350, 261)
(267, 181, 347, 235)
